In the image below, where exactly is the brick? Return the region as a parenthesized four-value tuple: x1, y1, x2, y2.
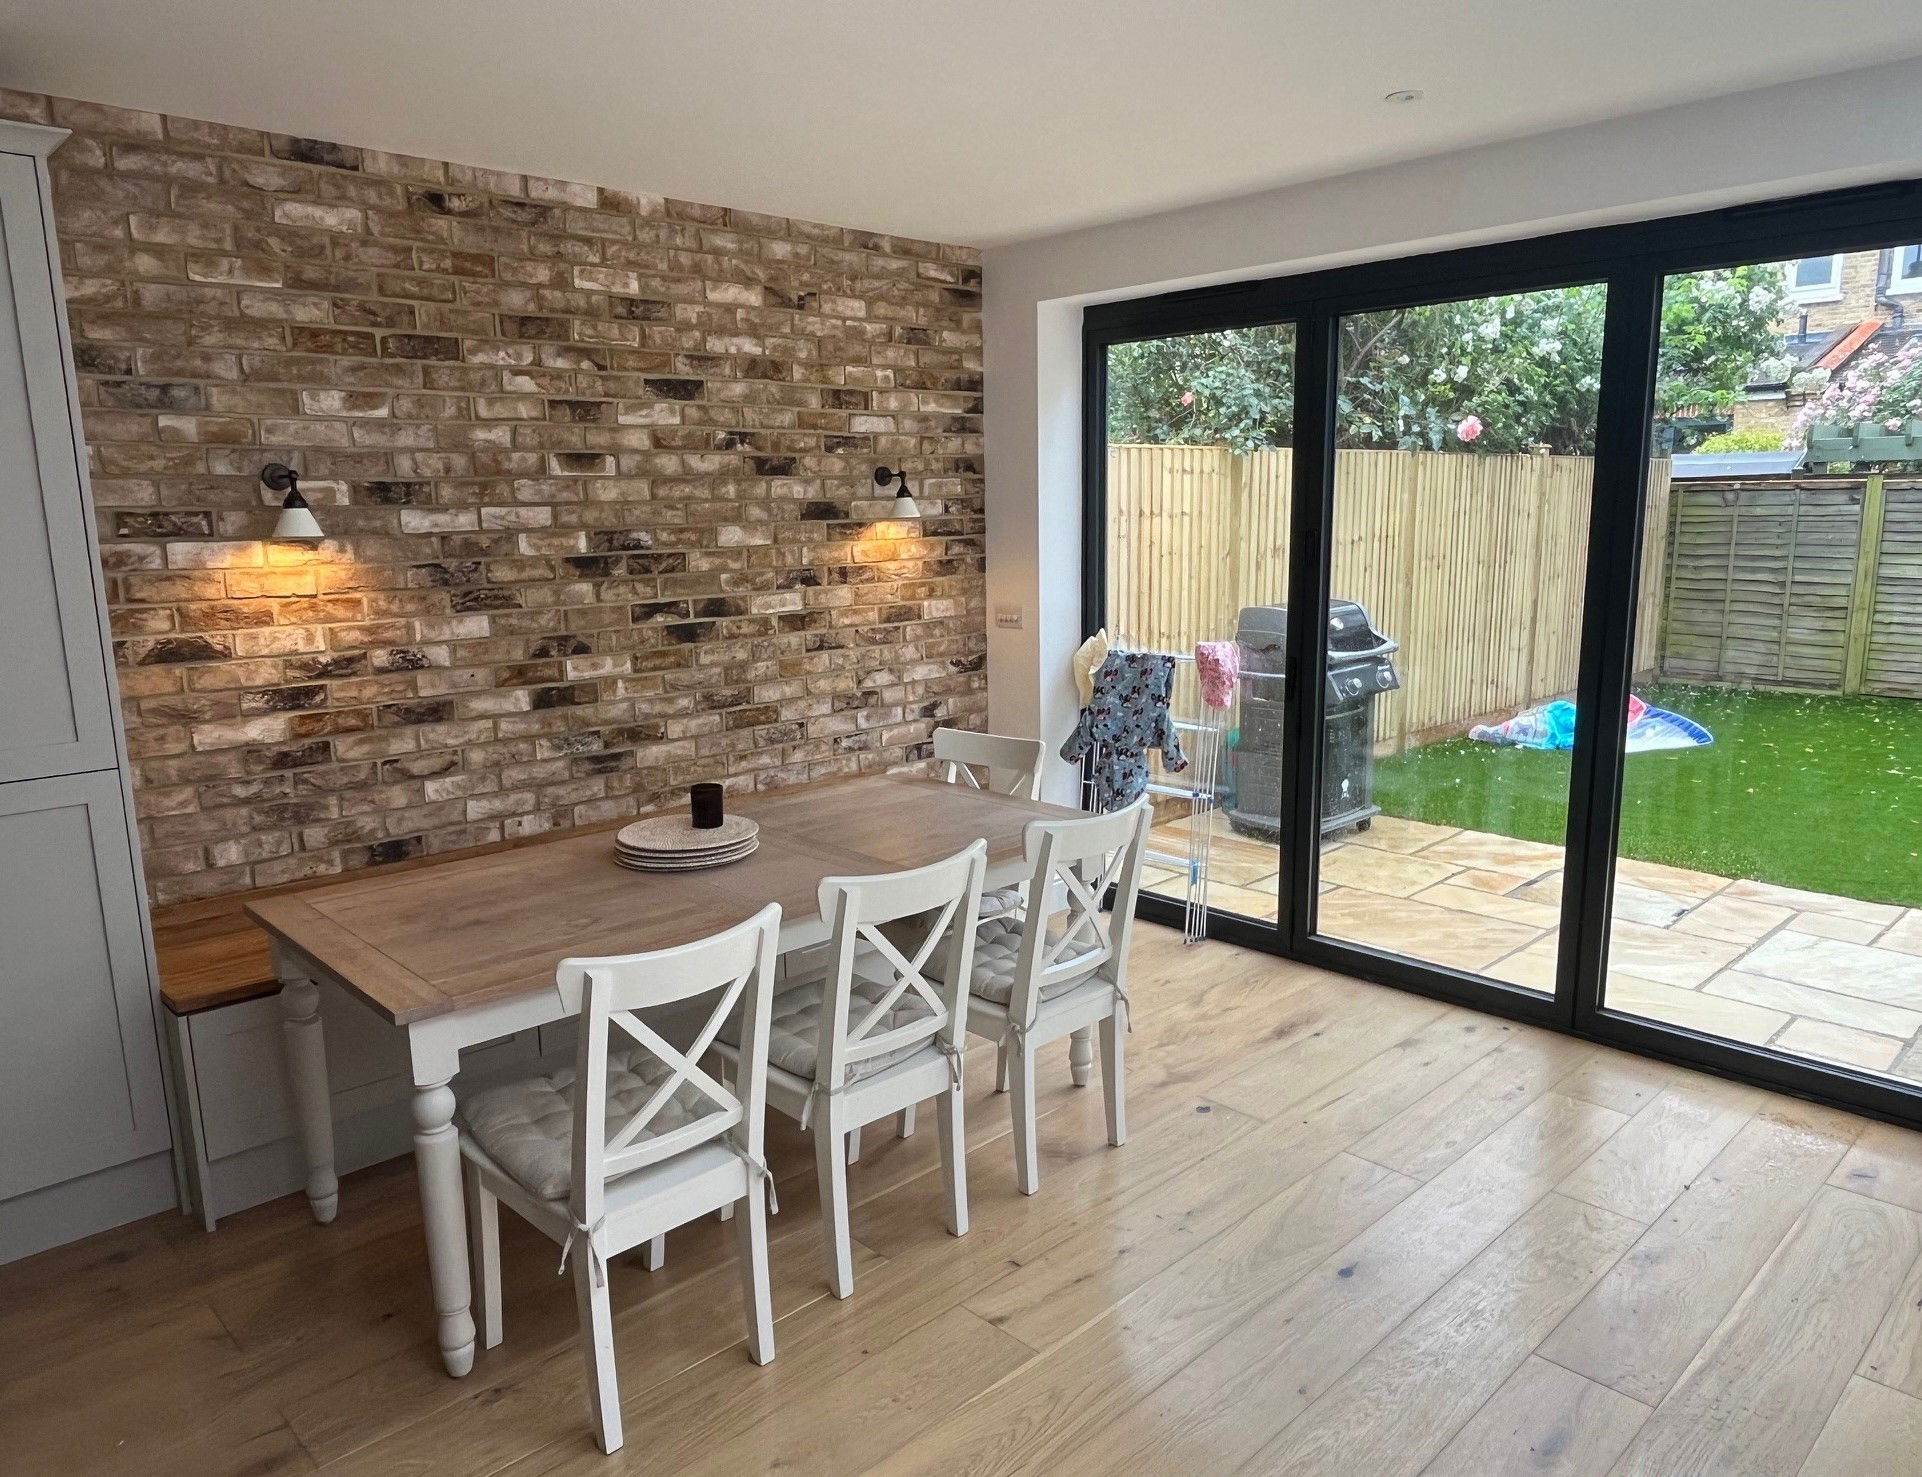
(26, 85, 984, 897)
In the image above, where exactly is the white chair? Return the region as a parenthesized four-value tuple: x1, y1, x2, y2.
(456, 904, 782, 1455)
(719, 842, 985, 1298)
(962, 801, 1151, 1194)
(933, 725, 1045, 801)
(932, 728, 1045, 933)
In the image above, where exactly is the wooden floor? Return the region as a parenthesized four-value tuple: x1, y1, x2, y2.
(6, 924, 1922, 1476)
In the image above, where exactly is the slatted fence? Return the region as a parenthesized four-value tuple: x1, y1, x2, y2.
(1106, 446, 1674, 751)
(1657, 476, 1922, 697)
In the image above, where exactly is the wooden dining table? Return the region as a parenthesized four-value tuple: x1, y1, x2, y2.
(246, 772, 1081, 1377)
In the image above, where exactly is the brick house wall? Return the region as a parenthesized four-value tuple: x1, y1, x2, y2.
(0, 90, 987, 904)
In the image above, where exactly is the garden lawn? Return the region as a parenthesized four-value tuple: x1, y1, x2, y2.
(1371, 683, 1922, 908)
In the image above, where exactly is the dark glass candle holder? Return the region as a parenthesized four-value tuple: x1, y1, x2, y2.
(690, 782, 725, 829)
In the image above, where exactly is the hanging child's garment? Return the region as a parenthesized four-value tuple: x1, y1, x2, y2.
(1061, 650, 1187, 811)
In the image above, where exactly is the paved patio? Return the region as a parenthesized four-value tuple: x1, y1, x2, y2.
(1147, 809, 1922, 1086)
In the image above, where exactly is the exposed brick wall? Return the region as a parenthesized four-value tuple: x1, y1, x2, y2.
(0, 90, 986, 904)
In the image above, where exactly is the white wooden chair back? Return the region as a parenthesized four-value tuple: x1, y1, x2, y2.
(559, 903, 781, 1233)
(933, 727, 1044, 800)
(1006, 800, 1151, 1031)
(815, 842, 987, 1093)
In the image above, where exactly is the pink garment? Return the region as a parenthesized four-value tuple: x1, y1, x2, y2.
(1194, 640, 1240, 708)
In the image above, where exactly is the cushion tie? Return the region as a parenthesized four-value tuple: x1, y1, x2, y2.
(937, 1037, 965, 1092)
(557, 1214, 607, 1288)
(728, 1141, 780, 1216)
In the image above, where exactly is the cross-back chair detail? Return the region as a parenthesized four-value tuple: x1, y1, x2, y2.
(456, 904, 782, 1455)
(838, 891, 965, 1077)
(966, 800, 1151, 1196)
(932, 726, 1045, 801)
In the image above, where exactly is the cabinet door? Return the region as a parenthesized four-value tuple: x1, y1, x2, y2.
(0, 771, 168, 1200)
(0, 147, 118, 783)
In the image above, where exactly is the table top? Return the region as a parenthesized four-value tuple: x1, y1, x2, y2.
(246, 774, 1079, 1026)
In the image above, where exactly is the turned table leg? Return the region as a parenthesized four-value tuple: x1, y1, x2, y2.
(412, 1076, 477, 1377)
(278, 976, 338, 1224)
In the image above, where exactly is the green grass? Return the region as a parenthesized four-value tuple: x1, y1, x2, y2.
(1371, 683, 1922, 908)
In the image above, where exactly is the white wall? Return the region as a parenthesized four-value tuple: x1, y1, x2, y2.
(983, 55, 1922, 801)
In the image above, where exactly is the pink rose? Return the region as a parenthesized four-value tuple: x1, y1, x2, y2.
(1180, 391, 1195, 406)
(1456, 415, 1483, 442)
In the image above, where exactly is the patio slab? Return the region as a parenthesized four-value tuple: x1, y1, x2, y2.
(1737, 932, 1922, 1013)
(1145, 809, 1922, 1087)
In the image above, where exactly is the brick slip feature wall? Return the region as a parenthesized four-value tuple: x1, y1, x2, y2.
(0, 90, 986, 904)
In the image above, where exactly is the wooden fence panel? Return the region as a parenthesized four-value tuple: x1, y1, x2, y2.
(1106, 445, 1672, 750)
(1658, 481, 1862, 690)
(1866, 482, 1922, 697)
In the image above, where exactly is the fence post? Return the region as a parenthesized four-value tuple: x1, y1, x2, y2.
(1843, 473, 1887, 695)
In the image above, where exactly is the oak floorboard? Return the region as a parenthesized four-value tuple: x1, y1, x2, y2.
(1610, 1187, 1922, 1476)
(1348, 1028, 1593, 1182)
(1555, 1075, 1763, 1224)
(1794, 1375, 1922, 1477)
(1421, 1356, 1650, 1477)
(865, 1151, 1419, 1477)
(1034, 1091, 1628, 1476)
(1860, 1241, 1922, 1400)
(1830, 1119, 1922, 1214)
(5, 923, 1920, 1477)
(1248, 1193, 1642, 1476)
(1538, 1107, 1857, 1406)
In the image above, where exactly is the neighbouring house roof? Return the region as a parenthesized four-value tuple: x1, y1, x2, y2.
(1747, 318, 1922, 394)
(1672, 450, 1808, 478)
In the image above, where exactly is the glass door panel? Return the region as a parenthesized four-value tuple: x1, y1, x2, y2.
(1311, 287, 1606, 988)
(1102, 323, 1295, 924)
(1602, 256, 1922, 1086)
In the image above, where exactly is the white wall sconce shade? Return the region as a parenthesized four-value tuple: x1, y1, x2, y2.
(261, 462, 324, 541)
(873, 465, 923, 519)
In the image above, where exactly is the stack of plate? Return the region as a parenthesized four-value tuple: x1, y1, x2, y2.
(613, 814, 760, 872)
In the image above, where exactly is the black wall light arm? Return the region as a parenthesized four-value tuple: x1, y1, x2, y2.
(873, 465, 923, 518)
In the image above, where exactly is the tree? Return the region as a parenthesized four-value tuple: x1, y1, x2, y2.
(1107, 268, 1787, 456)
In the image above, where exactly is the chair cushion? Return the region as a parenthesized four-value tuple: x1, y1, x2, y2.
(458, 1044, 716, 1202)
(977, 885, 1024, 921)
(725, 973, 938, 1085)
(963, 916, 1105, 1006)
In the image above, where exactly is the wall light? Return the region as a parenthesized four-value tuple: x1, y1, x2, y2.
(873, 465, 922, 519)
(262, 462, 324, 541)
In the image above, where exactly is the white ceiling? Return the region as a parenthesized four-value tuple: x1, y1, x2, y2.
(6, 1, 1922, 246)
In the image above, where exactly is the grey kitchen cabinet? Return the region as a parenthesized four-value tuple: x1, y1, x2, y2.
(0, 137, 118, 785)
(0, 119, 173, 1261)
(0, 770, 168, 1201)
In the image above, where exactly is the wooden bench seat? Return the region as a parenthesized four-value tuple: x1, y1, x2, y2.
(153, 895, 280, 1017)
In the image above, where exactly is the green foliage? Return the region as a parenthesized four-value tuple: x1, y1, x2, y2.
(1694, 428, 1794, 453)
(1107, 269, 1789, 457)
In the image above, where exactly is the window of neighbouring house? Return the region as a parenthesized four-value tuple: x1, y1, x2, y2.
(1891, 244, 1922, 293)
(1786, 253, 1842, 300)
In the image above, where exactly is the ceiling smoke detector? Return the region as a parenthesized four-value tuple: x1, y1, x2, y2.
(1384, 89, 1424, 104)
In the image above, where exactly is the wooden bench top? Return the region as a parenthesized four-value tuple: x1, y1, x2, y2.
(153, 895, 280, 1016)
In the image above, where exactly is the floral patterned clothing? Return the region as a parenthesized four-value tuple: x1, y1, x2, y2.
(1060, 650, 1188, 811)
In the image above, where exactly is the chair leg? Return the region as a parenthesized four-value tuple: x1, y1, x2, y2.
(995, 1037, 1011, 1094)
(572, 1254, 623, 1454)
(735, 1190, 776, 1365)
(938, 1081, 969, 1237)
(1010, 1045, 1040, 1196)
(814, 1104, 856, 1299)
(898, 1101, 917, 1139)
(642, 1234, 665, 1272)
(847, 1122, 863, 1165)
(1069, 1026, 1095, 1087)
(1100, 1007, 1127, 1147)
(464, 1165, 502, 1351)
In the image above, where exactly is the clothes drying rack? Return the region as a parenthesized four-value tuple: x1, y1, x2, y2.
(1078, 648, 1230, 946)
